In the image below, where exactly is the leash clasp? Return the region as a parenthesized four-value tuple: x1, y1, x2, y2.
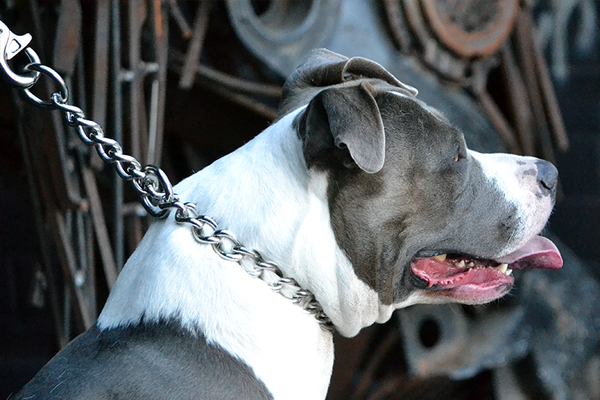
(0, 19, 40, 88)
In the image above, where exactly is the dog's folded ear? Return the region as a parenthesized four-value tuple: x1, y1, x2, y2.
(276, 48, 417, 121)
(297, 82, 385, 174)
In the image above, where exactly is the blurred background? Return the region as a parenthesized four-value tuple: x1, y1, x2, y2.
(0, 1, 599, 399)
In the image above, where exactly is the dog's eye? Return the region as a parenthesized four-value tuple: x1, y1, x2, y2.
(453, 146, 467, 163)
(453, 152, 467, 163)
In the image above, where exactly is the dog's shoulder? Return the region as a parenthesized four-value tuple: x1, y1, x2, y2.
(13, 322, 273, 399)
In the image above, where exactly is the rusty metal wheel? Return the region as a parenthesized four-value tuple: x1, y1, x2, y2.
(385, 0, 519, 81)
(420, 0, 519, 58)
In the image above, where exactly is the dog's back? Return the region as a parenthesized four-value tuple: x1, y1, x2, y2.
(13, 322, 273, 399)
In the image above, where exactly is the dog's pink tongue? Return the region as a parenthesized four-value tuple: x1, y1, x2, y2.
(495, 235, 562, 270)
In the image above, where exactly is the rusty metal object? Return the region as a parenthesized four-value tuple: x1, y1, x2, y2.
(513, 9, 557, 162)
(498, 44, 536, 156)
(178, 1, 211, 89)
(469, 60, 521, 154)
(382, 0, 412, 53)
(149, 0, 169, 167)
(193, 64, 280, 120)
(195, 64, 282, 98)
(175, 63, 280, 120)
(401, 0, 469, 81)
(54, 211, 96, 330)
(421, 0, 519, 58)
(90, 0, 110, 171)
(169, 0, 192, 39)
(397, 0, 518, 79)
(52, 0, 82, 76)
(127, 0, 147, 164)
(82, 167, 118, 289)
(398, 0, 519, 60)
(519, 8, 569, 152)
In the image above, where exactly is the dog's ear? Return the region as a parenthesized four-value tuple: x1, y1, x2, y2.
(276, 48, 418, 121)
(298, 82, 385, 174)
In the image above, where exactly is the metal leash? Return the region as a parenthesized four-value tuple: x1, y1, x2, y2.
(0, 19, 334, 332)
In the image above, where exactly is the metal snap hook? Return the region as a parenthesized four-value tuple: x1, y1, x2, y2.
(0, 20, 40, 88)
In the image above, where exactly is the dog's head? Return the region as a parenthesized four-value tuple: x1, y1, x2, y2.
(285, 49, 562, 309)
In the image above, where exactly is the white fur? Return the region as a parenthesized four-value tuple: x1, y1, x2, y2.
(98, 109, 390, 399)
(469, 150, 554, 255)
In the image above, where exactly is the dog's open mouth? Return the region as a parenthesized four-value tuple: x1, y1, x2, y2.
(410, 236, 562, 303)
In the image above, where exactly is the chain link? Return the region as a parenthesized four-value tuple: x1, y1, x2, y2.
(0, 34, 334, 332)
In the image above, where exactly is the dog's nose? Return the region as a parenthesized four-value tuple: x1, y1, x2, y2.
(536, 160, 558, 195)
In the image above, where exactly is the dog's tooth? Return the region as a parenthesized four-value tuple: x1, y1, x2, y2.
(496, 263, 508, 274)
(434, 254, 447, 262)
(506, 269, 513, 276)
(457, 260, 466, 268)
(468, 261, 475, 268)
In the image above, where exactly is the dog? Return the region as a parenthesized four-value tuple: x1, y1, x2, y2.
(13, 49, 562, 399)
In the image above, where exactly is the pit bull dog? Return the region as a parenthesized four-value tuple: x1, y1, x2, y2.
(13, 49, 562, 399)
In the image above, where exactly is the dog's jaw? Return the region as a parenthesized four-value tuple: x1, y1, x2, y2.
(286, 170, 400, 337)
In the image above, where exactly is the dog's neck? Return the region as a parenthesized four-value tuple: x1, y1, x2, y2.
(97, 110, 393, 398)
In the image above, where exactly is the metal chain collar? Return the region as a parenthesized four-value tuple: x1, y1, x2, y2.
(0, 20, 334, 332)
